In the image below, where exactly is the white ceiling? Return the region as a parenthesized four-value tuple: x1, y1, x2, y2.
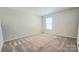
(10, 7, 72, 16)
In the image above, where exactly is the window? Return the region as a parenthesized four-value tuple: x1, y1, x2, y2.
(45, 17, 53, 30)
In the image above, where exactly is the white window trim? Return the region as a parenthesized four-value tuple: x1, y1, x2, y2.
(45, 17, 53, 30)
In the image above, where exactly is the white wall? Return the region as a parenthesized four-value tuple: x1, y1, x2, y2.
(0, 8, 42, 41)
(43, 8, 79, 38)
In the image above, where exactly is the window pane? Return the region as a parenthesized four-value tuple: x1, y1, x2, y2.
(46, 23, 52, 30)
(45, 17, 53, 30)
(46, 17, 52, 23)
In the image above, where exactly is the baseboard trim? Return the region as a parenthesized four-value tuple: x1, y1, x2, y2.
(5, 32, 77, 43)
(45, 32, 77, 39)
(5, 33, 42, 42)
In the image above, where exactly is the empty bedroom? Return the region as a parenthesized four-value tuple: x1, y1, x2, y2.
(0, 7, 79, 52)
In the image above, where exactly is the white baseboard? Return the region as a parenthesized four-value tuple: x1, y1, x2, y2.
(45, 32, 77, 39)
(5, 32, 77, 43)
(5, 32, 42, 42)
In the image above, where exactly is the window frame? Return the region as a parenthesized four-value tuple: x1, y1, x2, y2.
(45, 17, 53, 30)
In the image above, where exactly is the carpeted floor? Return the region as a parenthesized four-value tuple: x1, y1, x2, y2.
(2, 33, 77, 52)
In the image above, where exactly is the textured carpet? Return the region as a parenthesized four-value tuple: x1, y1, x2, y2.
(2, 33, 77, 52)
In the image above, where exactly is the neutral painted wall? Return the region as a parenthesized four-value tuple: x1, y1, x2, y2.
(77, 12, 79, 51)
(0, 23, 4, 51)
(43, 8, 79, 38)
(77, 24, 79, 51)
(0, 8, 42, 41)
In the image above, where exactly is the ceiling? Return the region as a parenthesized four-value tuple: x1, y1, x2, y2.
(10, 7, 73, 16)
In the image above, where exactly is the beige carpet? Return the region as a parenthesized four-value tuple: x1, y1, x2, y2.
(2, 33, 77, 52)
